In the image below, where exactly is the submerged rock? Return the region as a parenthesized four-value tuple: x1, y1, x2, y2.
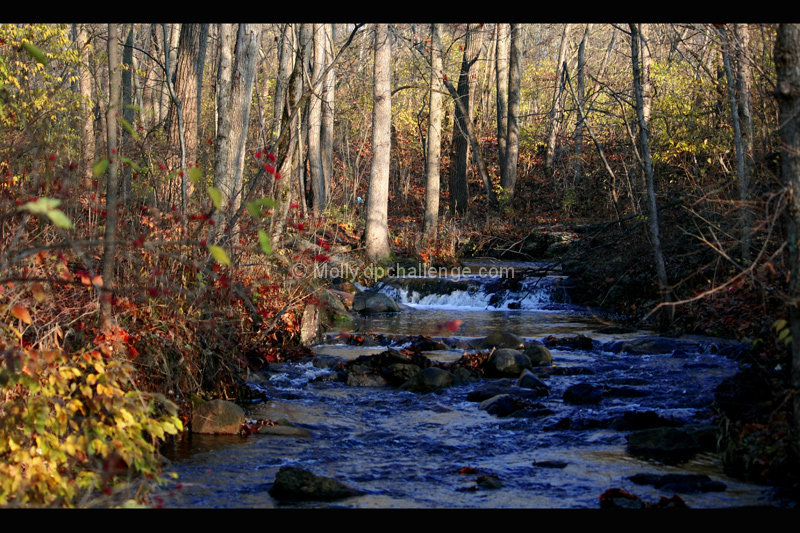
(626, 424, 717, 464)
(523, 344, 553, 366)
(628, 473, 726, 493)
(191, 399, 245, 435)
(471, 331, 525, 350)
(563, 383, 604, 405)
(269, 466, 363, 502)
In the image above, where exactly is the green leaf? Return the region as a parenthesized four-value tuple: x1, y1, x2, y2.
(773, 319, 787, 332)
(245, 200, 262, 218)
(207, 244, 231, 266)
(22, 42, 48, 65)
(93, 158, 109, 177)
(778, 328, 790, 341)
(124, 104, 141, 113)
(207, 186, 222, 210)
(18, 197, 61, 215)
(119, 156, 140, 171)
(258, 229, 272, 256)
(46, 209, 74, 229)
(116, 116, 139, 140)
(188, 167, 203, 185)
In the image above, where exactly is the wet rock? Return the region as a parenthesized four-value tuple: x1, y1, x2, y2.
(599, 488, 647, 509)
(563, 383, 604, 405)
(533, 460, 568, 469)
(345, 365, 388, 387)
(471, 331, 525, 350)
(479, 394, 526, 417)
(542, 334, 594, 350)
(523, 344, 553, 366)
(312, 354, 345, 370)
(517, 369, 550, 395)
(191, 399, 245, 435)
(257, 422, 312, 439)
(269, 466, 363, 502)
(476, 475, 503, 489)
(533, 366, 595, 376)
(450, 366, 480, 385)
(628, 473, 726, 493)
(466, 381, 547, 403)
(608, 411, 683, 431)
(400, 366, 453, 392)
(604, 385, 650, 398)
(352, 290, 400, 314)
(485, 348, 532, 377)
(626, 424, 717, 464)
(381, 363, 422, 386)
(410, 336, 449, 351)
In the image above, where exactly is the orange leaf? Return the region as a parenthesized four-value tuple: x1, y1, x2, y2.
(91, 275, 103, 288)
(31, 282, 47, 302)
(11, 305, 32, 325)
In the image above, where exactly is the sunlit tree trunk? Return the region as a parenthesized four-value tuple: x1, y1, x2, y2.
(75, 24, 96, 183)
(495, 23, 509, 189)
(211, 23, 235, 243)
(321, 23, 336, 203)
(630, 23, 669, 305)
(101, 23, 121, 331)
(121, 24, 135, 204)
(572, 24, 590, 186)
(273, 24, 294, 143)
(422, 23, 444, 243)
(501, 23, 521, 197)
(774, 22, 800, 459)
(545, 23, 571, 172)
(307, 23, 325, 215)
(364, 23, 392, 262)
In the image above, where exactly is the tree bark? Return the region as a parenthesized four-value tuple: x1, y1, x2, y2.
(101, 23, 121, 331)
(495, 23, 509, 188)
(307, 23, 326, 215)
(774, 22, 800, 461)
(545, 24, 571, 172)
(75, 24, 96, 183)
(572, 24, 590, 186)
(321, 24, 336, 203)
(364, 23, 392, 262)
(169, 24, 202, 169)
(449, 24, 482, 214)
(422, 23, 444, 243)
(630, 23, 670, 305)
(501, 23, 521, 197)
(273, 24, 294, 143)
(121, 24, 135, 204)
(734, 23, 754, 264)
(211, 23, 235, 243)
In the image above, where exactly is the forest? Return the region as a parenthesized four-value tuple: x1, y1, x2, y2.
(1, 22, 799, 508)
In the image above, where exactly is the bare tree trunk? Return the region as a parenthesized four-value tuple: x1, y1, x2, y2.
(448, 24, 482, 214)
(161, 24, 187, 223)
(321, 23, 336, 204)
(101, 23, 121, 331)
(774, 22, 800, 460)
(630, 23, 670, 305)
(169, 24, 202, 170)
(735, 23, 754, 264)
(364, 23, 392, 262)
(573, 24, 590, 186)
(211, 23, 235, 243)
(273, 24, 294, 142)
(75, 24, 96, 183)
(545, 24, 571, 172)
(121, 24, 135, 204)
(495, 23, 509, 188)
(501, 23, 521, 197)
(718, 25, 751, 265)
(307, 24, 326, 215)
(422, 23, 444, 243)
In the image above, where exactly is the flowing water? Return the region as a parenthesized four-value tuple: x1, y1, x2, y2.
(160, 261, 794, 508)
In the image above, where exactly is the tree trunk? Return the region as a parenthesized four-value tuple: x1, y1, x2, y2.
(273, 24, 294, 143)
(75, 24, 96, 183)
(321, 23, 336, 204)
(718, 25, 751, 266)
(734, 23, 754, 264)
(169, 24, 202, 169)
(448, 24, 481, 215)
(422, 23, 444, 243)
(101, 23, 121, 331)
(572, 24, 590, 186)
(545, 24, 571, 172)
(364, 23, 392, 262)
(307, 24, 326, 215)
(211, 23, 235, 243)
(774, 22, 800, 462)
(495, 23, 509, 188)
(501, 23, 521, 197)
(121, 24, 135, 204)
(630, 23, 670, 305)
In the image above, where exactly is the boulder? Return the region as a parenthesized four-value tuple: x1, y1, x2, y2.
(400, 367, 453, 392)
(258, 422, 312, 439)
(628, 473, 726, 493)
(299, 303, 324, 346)
(467, 381, 546, 402)
(485, 348, 532, 377)
(626, 424, 717, 464)
(523, 344, 553, 367)
(352, 290, 400, 314)
(191, 399, 245, 435)
(471, 331, 525, 350)
(516, 369, 550, 396)
(269, 466, 362, 502)
(479, 394, 526, 417)
(563, 383, 604, 405)
(381, 363, 422, 386)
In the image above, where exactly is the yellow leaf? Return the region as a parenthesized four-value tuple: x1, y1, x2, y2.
(11, 305, 32, 325)
(207, 186, 222, 210)
(31, 282, 46, 302)
(208, 244, 231, 266)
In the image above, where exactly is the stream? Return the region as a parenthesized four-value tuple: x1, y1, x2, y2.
(160, 260, 794, 508)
